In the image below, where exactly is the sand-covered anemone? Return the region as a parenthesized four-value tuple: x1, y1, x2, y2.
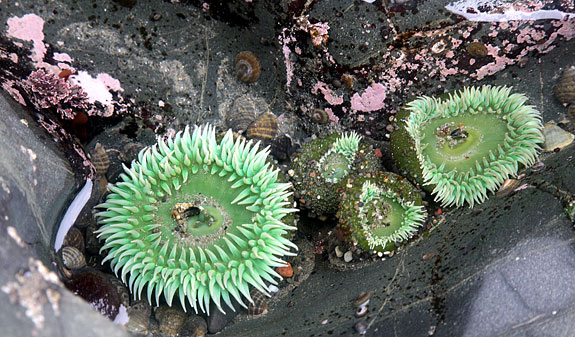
(95, 125, 298, 315)
(390, 85, 544, 207)
(290, 132, 381, 215)
(337, 172, 426, 253)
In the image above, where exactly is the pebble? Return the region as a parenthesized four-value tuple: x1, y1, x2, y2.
(335, 246, 344, 258)
(353, 292, 371, 308)
(344, 251, 353, 262)
(180, 315, 208, 337)
(268, 284, 279, 293)
(355, 305, 368, 318)
(276, 262, 294, 278)
(354, 321, 367, 335)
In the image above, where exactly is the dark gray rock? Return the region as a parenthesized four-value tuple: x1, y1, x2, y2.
(0, 91, 129, 337)
(206, 299, 242, 334)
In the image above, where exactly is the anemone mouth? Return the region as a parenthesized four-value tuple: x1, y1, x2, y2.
(405, 85, 544, 207)
(95, 125, 297, 315)
(337, 172, 426, 253)
(356, 181, 426, 252)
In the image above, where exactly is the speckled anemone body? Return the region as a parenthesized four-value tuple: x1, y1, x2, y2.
(391, 85, 544, 207)
(290, 132, 381, 215)
(337, 172, 426, 253)
(95, 125, 297, 315)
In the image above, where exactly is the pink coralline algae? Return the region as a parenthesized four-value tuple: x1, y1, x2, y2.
(312, 82, 344, 105)
(6, 14, 46, 63)
(350, 82, 387, 113)
(22, 69, 89, 120)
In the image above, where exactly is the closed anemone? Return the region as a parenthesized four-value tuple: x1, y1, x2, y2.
(95, 125, 297, 315)
(392, 85, 544, 207)
(290, 131, 380, 215)
(337, 172, 426, 253)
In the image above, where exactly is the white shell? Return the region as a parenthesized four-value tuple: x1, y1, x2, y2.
(543, 122, 574, 152)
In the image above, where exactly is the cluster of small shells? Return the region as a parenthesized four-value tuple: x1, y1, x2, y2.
(225, 96, 278, 142)
(126, 303, 208, 337)
(353, 292, 371, 335)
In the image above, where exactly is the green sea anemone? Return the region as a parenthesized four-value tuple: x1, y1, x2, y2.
(390, 85, 544, 207)
(290, 132, 381, 215)
(95, 125, 297, 315)
(337, 172, 426, 253)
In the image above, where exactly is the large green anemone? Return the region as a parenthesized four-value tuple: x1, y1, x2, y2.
(95, 125, 297, 315)
(390, 85, 544, 207)
(337, 172, 426, 253)
(290, 132, 381, 215)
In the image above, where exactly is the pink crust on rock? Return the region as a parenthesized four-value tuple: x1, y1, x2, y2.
(312, 82, 343, 105)
(69, 71, 119, 116)
(279, 28, 296, 92)
(2, 80, 26, 105)
(23, 69, 89, 119)
(97, 73, 124, 92)
(324, 107, 339, 125)
(53, 52, 73, 63)
(6, 14, 46, 63)
(350, 82, 387, 113)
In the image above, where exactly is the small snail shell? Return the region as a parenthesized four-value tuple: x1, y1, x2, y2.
(63, 226, 85, 253)
(353, 292, 371, 308)
(235, 51, 261, 83)
(61, 246, 86, 270)
(246, 112, 278, 141)
(91, 143, 110, 177)
(156, 305, 187, 337)
(311, 109, 329, 124)
(567, 105, 575, 124)
(125, 300, 153, 335)
(466, 42, 488, 58)
(107, 275, 130, 308)
(554, 66, 575, 105)
(543, 122, 574, 152)
(429, 37, 450, 55)
(496, 179, 521, 198)
(355, 305, 368, 318)
(125, 306, 151, 335)
(247, 290, 268, 316)
(225, 96, 261, 133)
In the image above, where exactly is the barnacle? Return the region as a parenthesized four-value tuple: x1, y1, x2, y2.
(391, 85, 544, 207)
(337, 172, 426, 253)
(290, 132, 380, 215)
(95, 125, 297, 315)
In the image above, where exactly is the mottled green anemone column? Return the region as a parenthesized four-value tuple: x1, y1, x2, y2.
(337, 171, 426, 253)
(290, 132, 381, 215)
(392, 85, 544, 207)
(95, 125, 298, 315)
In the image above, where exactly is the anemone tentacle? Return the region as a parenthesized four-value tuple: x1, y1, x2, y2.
(96, 124, 297, 315)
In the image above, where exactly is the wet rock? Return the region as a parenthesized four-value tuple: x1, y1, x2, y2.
(180, 315, 208, 337)
(206, 300, 241, 334)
